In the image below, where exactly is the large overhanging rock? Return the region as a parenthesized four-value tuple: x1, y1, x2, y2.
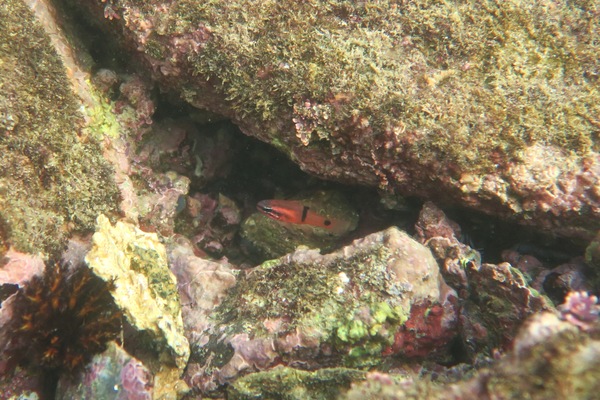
(76, 0, 598, 238)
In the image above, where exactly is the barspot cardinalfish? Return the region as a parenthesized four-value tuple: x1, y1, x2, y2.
(256, 199, 355, 236)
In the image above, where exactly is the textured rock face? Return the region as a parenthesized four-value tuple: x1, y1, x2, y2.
(341, 312, 600, 400)
(71, 0, 599, 237)
(0, 0, 120, 256)
(415, 201, 554, 357)
(85, 215, 190, 398)
(183, 227, 457, 395)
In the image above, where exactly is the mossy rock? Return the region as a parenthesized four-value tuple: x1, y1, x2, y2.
(0, 0, 119, 256)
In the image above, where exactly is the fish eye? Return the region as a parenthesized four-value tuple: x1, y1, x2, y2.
(324, 219, 331, 226)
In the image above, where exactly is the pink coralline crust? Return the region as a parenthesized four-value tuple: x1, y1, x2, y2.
(187, 335, 279, 392)
(506, 146, 600, 227)
(166, 27, 212, 72)
(135, 120, 191, 172)
(120, 5, 154, 49)
(464, 262, 554, 351)
(56, 342, 156, 399)
(121, 1, 212, 78)
(227, 334, 278, 371)
(0, 365, 46, 400)
(92, 68, 119, 92)
(455, 147, 600, 239)
(558, 291, 600, 331)
(167, 236, 236, 345)
(532, 258, 593, 298)
(414, 202, 478, 291)
(415, 201, 462, 243)
(383, 300, 457, 358)
(179, 192, 241, 257)
(121, 117, 234, 236)
(106, 114, 224, 235)
(0, 249, 45, 287)
(135, 171, 190, 236)
(501, 250, 544, 277)
(120, 359, 153, 400)
(118, 75, 156, 129)
(60, 237, 93, 269)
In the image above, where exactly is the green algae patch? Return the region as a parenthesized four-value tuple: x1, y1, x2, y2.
(212, 228, 447, 369)
(217, 247, 400, 343)
(86, 95, 124, 140)
(0, 0, 119, 256)
(228, 366, 366, 400)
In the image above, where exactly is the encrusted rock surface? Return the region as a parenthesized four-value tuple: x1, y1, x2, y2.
(56, 342, 154, 400)
(85, 215, 190, 399)
(0, 0, 120, 256)
(341, 312, 600, 400)
(228, 367, 366, 400)
(167, 236, 237, 348)
(215, 309, 600, 400)
(1, 1, 599, 399)
(184, 226, 457, 396)
(415, 201, 554, 358)
(461, 261, 553, 354)
(70, 0, 599, 238)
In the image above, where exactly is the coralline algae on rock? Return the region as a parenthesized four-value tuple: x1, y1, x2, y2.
(69, 0, 600, 238)
(185, 227, 457, 395)
(85, 215, 190, 399)
(166, 236, 237, 346)
(340, 312, 600, 400)
(56, 342, 153, 400)
(414, 202, 555, 358)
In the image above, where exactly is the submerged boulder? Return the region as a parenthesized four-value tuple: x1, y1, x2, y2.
(342, 311, 600, 400)
(183, 226, 457, 395)
(69, 0, 599, 238)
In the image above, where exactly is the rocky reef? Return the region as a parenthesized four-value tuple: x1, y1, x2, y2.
(85, 215, 190, 399)
(68, 0, 599, 239)
(340, 311, 600, 400)
(183, 227, 456, 395)
(0, 0, 599, 399)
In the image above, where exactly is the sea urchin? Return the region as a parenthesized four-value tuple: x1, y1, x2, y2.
(2, 262, 121, 373)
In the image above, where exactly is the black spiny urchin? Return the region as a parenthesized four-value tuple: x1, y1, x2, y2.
(3, 262, 121, 373)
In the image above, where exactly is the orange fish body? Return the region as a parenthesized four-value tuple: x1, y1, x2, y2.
(257, 199, 349, 235)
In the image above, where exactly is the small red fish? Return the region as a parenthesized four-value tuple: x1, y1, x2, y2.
(257, 199, 350, 235)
